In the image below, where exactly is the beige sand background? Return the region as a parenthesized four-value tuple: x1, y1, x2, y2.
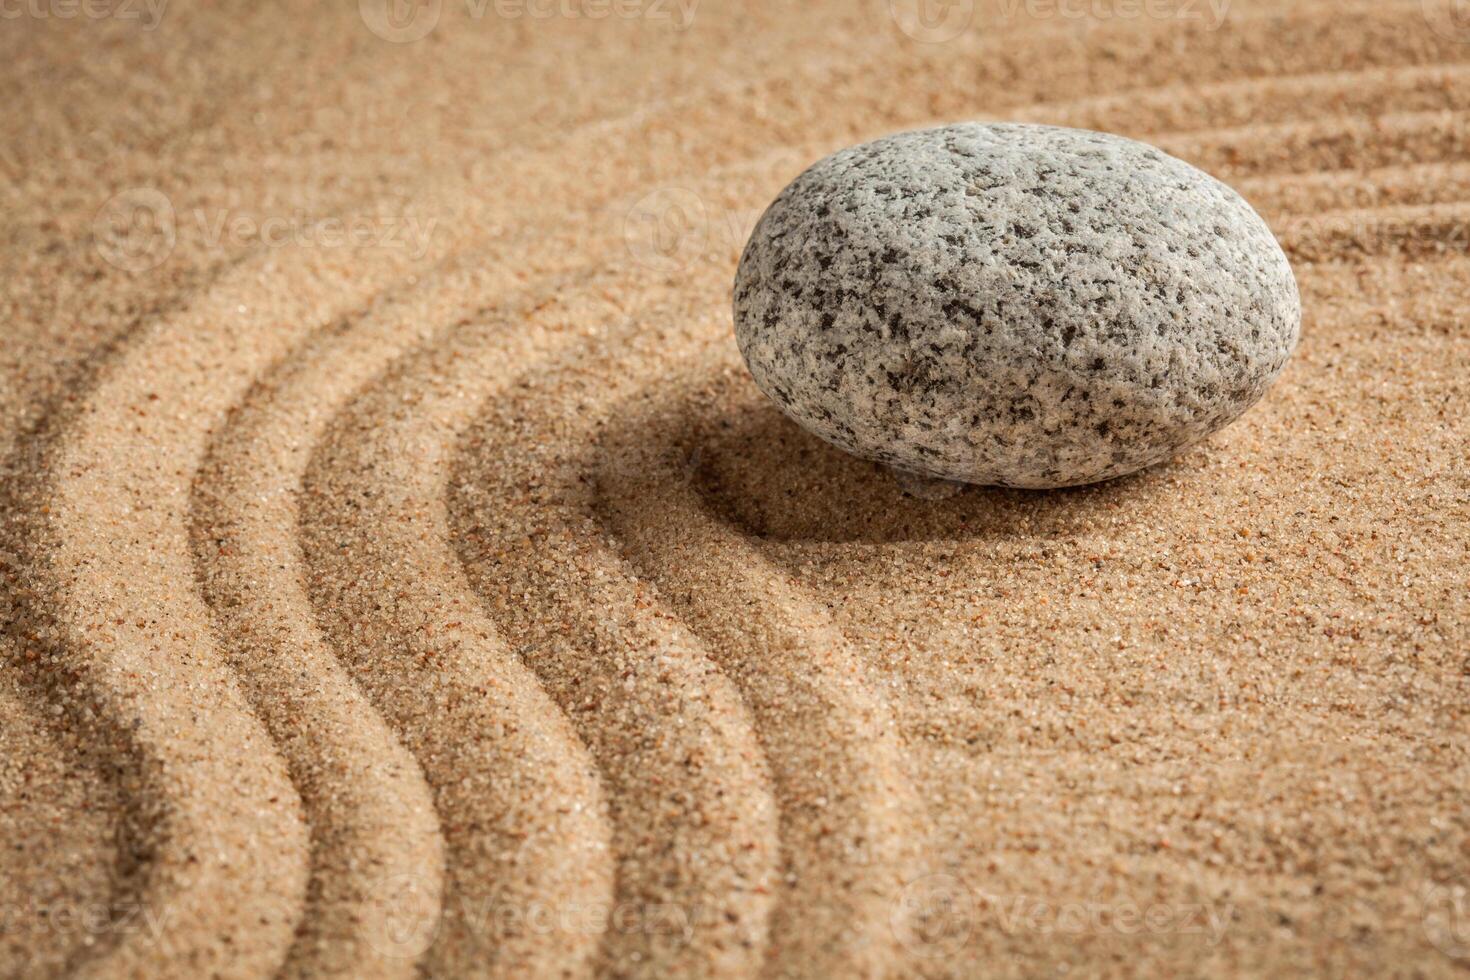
(1, 0, 1468, 976)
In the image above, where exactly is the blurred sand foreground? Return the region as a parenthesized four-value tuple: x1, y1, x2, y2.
(1, 1, 1467, 976)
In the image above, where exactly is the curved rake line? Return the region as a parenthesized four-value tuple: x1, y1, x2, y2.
(591, 357, 931, 978)
(295, 266, 623, 979)
(189, 283, 461, 977)
(22, 234, 445, 979)
(446, 294, 783, 978)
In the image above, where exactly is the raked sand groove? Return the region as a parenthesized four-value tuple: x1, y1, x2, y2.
(188, 231, 650, 980)
(1013, 63, 1470, 133)
(306, 249, 784, 975)
(590, 363, 930, 975)
(444, 290, 789, 975)
(5, 237, 450, 977)
(193, 137, 833, 975)
(188, 274, 464, 978)
(2, 1, 1467, 977)
(295, 269, 620, 979)
(192, 189, 709, 977)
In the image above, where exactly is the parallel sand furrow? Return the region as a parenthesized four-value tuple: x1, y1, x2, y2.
(2, 368, 143, 979)
(590, 358, 928, 978)
(224, 117, 890, 971)
(0, 671, 122, 978)
(1155, 109, 1470, 178)
(430, 236, 926, 973)
(435, 145, 945, 976)
(1277, 202, 1470, 263)
(287, 144, 897, 976)
(1239, 161, 1470, 216)
(174, 82, 830, 972)
(294, 271, 617, 979)
(11, 238, 448, 977)
(1295, 253, 1470, 338)
(194, 237, 678, 977)
(1016, 63, 1470, 136)
(2, 141, 671, 979)
(191, 313, 449, 976)
(303, 252, 782, 976)
(10, 44, 926, 973)
(882, 1, 1470, 129)
(446, 292, 782, 977)
(384, 6, 1470, 274)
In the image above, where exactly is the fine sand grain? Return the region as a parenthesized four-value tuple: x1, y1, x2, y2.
(1, 1, 1467, 977)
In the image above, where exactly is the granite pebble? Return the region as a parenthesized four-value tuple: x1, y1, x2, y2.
(733, 123, 1301, 489)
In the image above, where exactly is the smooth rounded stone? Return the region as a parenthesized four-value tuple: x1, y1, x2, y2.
(733, 122, 1301, 489)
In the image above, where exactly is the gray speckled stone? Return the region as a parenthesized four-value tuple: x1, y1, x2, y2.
(733, 123, 1301, 489)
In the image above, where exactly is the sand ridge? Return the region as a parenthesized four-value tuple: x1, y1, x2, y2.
(2, 0, 1467, 977)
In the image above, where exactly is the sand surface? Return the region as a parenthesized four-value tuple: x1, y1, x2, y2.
(1, 0, 1468, 976)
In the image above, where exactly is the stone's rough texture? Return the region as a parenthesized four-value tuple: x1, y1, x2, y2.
(733, 123, 1302, 489)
